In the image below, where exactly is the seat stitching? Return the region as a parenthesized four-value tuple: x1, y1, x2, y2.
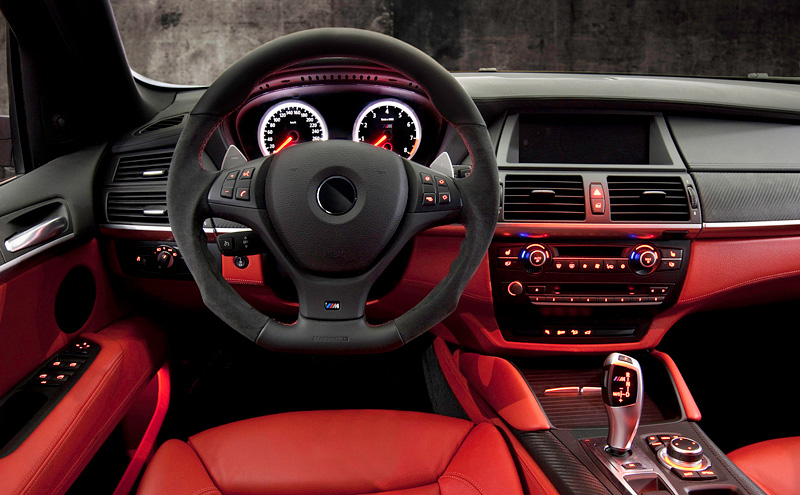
(190, 487, 222, 495)
(440, 474, 484, 495)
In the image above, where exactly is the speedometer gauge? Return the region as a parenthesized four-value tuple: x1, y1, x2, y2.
(353, 99, 421, 159)
(258, 100, 328, 156)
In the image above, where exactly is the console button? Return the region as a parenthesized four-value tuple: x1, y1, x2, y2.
(660, 259, 682, 270)
(590, 260, 603, 272)
(579, 260, 591, 272)
(565, 259, 579, 271)
(699, 470, 717, 480)
(589, 183, 605, 215)
(499, 247, 517, 257)
(672, 469, 701, 480)
(604, 260, 617, 271)
(497, 258, 517, 270)
(527, 285, 546, 294)
(661, 248, 683, 259)
(649, 286, 669, 295)
(622, 462, 643, 470)
(553, 259, 566, 271)
(617, 260, 629, 271)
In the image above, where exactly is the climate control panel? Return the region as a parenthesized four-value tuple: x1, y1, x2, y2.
(491, 240, 690, 342)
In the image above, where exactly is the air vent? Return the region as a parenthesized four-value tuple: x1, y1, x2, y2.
(112, 149, 174, 183)
(136, 114, 185, 135)
(503, 175, 585, 221)
(608, 176, 690, 222)
(107, 191, 168, 224)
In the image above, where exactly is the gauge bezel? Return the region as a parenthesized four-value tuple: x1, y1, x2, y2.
(257, 100, 329, 156)
(352, 99, 422, 159)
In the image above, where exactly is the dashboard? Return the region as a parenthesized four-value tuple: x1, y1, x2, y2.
(97, 63, 800, 355)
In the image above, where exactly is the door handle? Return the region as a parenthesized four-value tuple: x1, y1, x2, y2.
(4, 216, 69, 253)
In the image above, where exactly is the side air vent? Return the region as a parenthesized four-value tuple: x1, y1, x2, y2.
(608, 176, 690, 222)
(503, 175, 585, 221)
(135, 114, 186, 135)
(107, 191, 169, 224)
(112, 149, 174, 183)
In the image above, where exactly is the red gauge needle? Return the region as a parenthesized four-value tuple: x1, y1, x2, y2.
(373, 135, 388, 147)
(274, 136, 294, 153)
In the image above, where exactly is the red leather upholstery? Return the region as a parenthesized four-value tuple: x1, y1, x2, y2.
(728, 437, 800, 495)
(138, 409, 525, 495)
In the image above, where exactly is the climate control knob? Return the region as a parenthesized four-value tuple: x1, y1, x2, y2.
(629, 245, 659, 275)
(520, 244, 550, 272)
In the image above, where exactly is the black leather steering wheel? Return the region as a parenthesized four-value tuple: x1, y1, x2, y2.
(168, 28, 499, 353)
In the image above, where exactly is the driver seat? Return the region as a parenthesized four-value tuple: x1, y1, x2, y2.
(137, 409, 525, 495)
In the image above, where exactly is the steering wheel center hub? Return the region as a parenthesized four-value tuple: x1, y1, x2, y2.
(317, 176, 357, 215)
(264, 140, 408, 275)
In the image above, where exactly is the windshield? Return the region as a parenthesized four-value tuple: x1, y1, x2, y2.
(113, 1, 798, 85)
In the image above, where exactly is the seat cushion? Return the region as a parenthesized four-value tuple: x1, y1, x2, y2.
(728, 436, 800, 495)
(138, 409, 524, 495)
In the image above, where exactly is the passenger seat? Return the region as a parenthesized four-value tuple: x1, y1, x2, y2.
(728, 436, 800, 495)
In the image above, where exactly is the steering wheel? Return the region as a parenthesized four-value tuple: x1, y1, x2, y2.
(168, 28, 499, 353)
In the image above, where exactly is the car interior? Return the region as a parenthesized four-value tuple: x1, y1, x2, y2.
(1, 1, 799, 495)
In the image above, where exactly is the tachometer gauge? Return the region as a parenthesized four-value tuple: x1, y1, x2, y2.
(353, 99, 421, 159)
(258, 100, 328, 156)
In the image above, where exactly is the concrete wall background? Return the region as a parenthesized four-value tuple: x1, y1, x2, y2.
(1, 1, 799, 113)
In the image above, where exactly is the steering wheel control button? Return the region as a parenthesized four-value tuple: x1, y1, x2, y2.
(422, 193, 436, 206)
(235, 188, 250, 201)
(435, 176, 448, 188)
(233, 256, 249, 269)
(507, 281, 524, 296)
(317, 176, 357, 215)
(225, 170, 239, 181)
(240, 168, 255, 179)
(438, 192, 451, 205)
(218, 236, 235, 252)
(421, 173, 434, 184)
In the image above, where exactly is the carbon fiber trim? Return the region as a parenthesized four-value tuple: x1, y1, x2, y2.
(693, 172, 800, 222)
(515, 430, 613, 495)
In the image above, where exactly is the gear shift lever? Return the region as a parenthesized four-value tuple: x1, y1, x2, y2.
(602, 353, 643, 456)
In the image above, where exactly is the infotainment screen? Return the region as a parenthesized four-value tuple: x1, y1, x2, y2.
(518, 115, 650, 164)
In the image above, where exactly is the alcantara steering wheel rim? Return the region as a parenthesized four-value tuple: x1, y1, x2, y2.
(168, 28, 499, 353)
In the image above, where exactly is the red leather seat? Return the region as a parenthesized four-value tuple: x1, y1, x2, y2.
(138, 409, 525, 495)
(728, 437, 800, 495)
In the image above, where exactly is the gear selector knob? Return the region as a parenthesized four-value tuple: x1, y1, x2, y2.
(602, 353, 644, 455)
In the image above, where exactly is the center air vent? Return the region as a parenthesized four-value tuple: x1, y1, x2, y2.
(503, 175, 585, 221)
(608, 176, 690, 222)
(113, 149, 174, 183)
(107, 190, 168, 225)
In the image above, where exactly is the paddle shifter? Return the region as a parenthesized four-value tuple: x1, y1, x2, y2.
(602, 353, 644, 456)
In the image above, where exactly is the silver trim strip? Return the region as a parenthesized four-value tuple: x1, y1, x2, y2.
(99, 224, 252, 234)
(704, 219, 800, 228)
(0, 233, 76, 279)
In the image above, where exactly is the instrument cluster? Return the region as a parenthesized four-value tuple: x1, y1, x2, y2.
(234, 81, 443, 164)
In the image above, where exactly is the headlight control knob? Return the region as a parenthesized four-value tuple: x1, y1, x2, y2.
(154, 245, 178, 269)
(507, 281, 524, 296)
